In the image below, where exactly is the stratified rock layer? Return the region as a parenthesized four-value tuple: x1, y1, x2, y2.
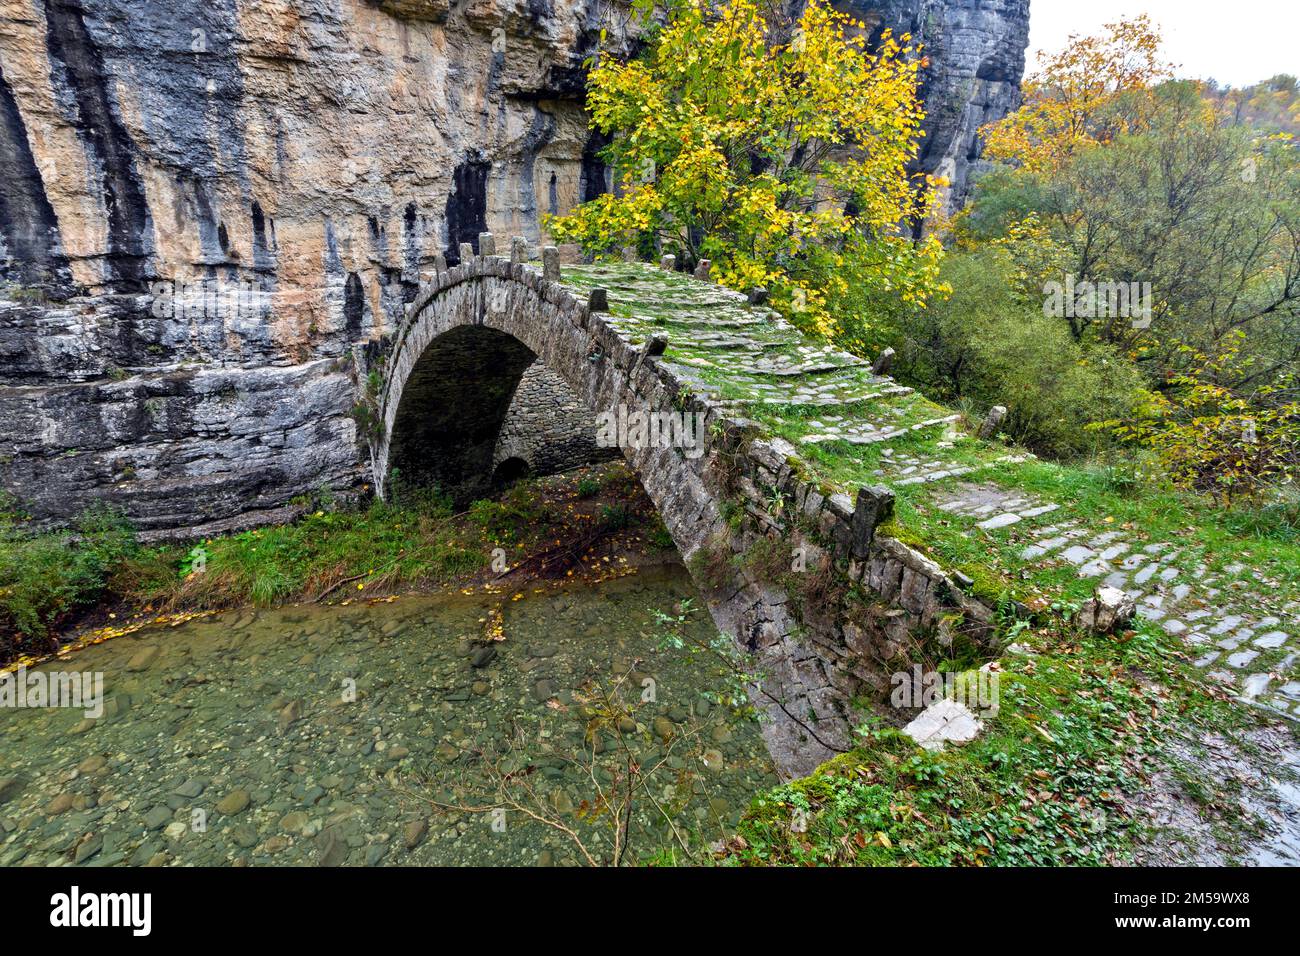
(1, 0, 626, 525)
(837, 0, 1030, 212)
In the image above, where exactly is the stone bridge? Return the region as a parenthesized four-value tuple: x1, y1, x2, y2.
(355, 240, 998, 776)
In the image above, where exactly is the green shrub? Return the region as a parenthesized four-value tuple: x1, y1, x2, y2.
(0, 502, 136, 648)
(467, 484, 547, 542)
(599, 503, 633, 530)
(883, 249, 1146, 459)
(647, 516, 676, 550)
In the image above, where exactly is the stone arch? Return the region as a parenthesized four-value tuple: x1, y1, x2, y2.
(369, 255, 725, 567)
(360, 253, 997, 776)
(492, 456, 532, 489)
(385, 324, 536, 504)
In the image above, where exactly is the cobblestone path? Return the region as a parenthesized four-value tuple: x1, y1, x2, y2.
(933, 482, 1300, 719)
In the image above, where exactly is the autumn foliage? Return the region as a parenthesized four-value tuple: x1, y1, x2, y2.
(545, 0, 945, 343)
(983, 15, 1174, 174)
(1096, 334, 1300, 502)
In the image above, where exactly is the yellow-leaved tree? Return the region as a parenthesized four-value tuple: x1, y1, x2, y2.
(983, 15, 1174, 174)
(544, 0, 945, 347)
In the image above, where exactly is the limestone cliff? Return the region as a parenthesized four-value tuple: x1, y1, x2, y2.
(0, 0, 1028, 530)
(1, 0, 626, 528)
(838, 0, 1030, 211)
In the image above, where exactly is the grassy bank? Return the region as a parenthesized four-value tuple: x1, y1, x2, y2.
(0, 464, 669, 666)
(4, 448, 1294, 865)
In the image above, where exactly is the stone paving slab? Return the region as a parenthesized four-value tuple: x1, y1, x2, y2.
(932, 482, 1300, 720)
(561, 263, 1300, 724)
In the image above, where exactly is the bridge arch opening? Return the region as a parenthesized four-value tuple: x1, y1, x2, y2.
(386, 324, 536, 505)
(492, 456, 532, 490)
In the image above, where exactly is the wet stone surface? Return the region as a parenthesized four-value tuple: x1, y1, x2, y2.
(0, 567, 776, 867)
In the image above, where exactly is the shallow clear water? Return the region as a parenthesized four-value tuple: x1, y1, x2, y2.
(0, 566, 776, 866)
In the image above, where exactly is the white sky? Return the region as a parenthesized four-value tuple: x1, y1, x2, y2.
(1028, 0, 1300, 88)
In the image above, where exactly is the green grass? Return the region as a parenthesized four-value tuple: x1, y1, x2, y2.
(0, 501, 136, 657)
(725, 376, 1300, 612)
(0, 464, 662, 666)
(722, 615, 1268, 866)
(0, 493, 488, 661)
(886, 453, 1300, 610)
(134, 496, 487, 609)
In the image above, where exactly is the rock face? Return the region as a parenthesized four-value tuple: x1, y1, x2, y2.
(0, 0, 1027, 529)
(836, 0, 1030, 213)
(0, 0, 624, 527)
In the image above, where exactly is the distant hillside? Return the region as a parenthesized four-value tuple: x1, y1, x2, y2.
(1205, 74, 1300, 134)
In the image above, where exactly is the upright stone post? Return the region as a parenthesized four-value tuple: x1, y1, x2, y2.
(621, 245, 638, 262)
(478, 232, 496, 256)
(660, 253, 676, 271)
(851, 485, 895, 558)
(872, 347, 895, 376)
(433, 253, 447, 275)
(458, 242, 474, 264)
(977, 405, 1008, 439)
(588, 288, 609, 311)
(748, 286, 769, 305)
(542, 246, 560, 282)
(630, 333, 669, 377)
(510, 236, 527, 265)
(694, 259, 711, 281)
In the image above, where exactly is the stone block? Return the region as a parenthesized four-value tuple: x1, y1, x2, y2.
(850, 484, 895, 558)
(977, 405, 1007, 439)
(1076, 586, 1136, 634)
(871, 347, 895, 376)
(542, 246, 560, 281)
(904, 699, 984, 751)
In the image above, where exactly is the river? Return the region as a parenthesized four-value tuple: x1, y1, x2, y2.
(0, 565, 777, 866)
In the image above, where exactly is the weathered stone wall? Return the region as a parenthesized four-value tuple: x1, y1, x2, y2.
(493, 362, 617, 480)
(1, 0, 621, 298)
(366, 252, 997, 775)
